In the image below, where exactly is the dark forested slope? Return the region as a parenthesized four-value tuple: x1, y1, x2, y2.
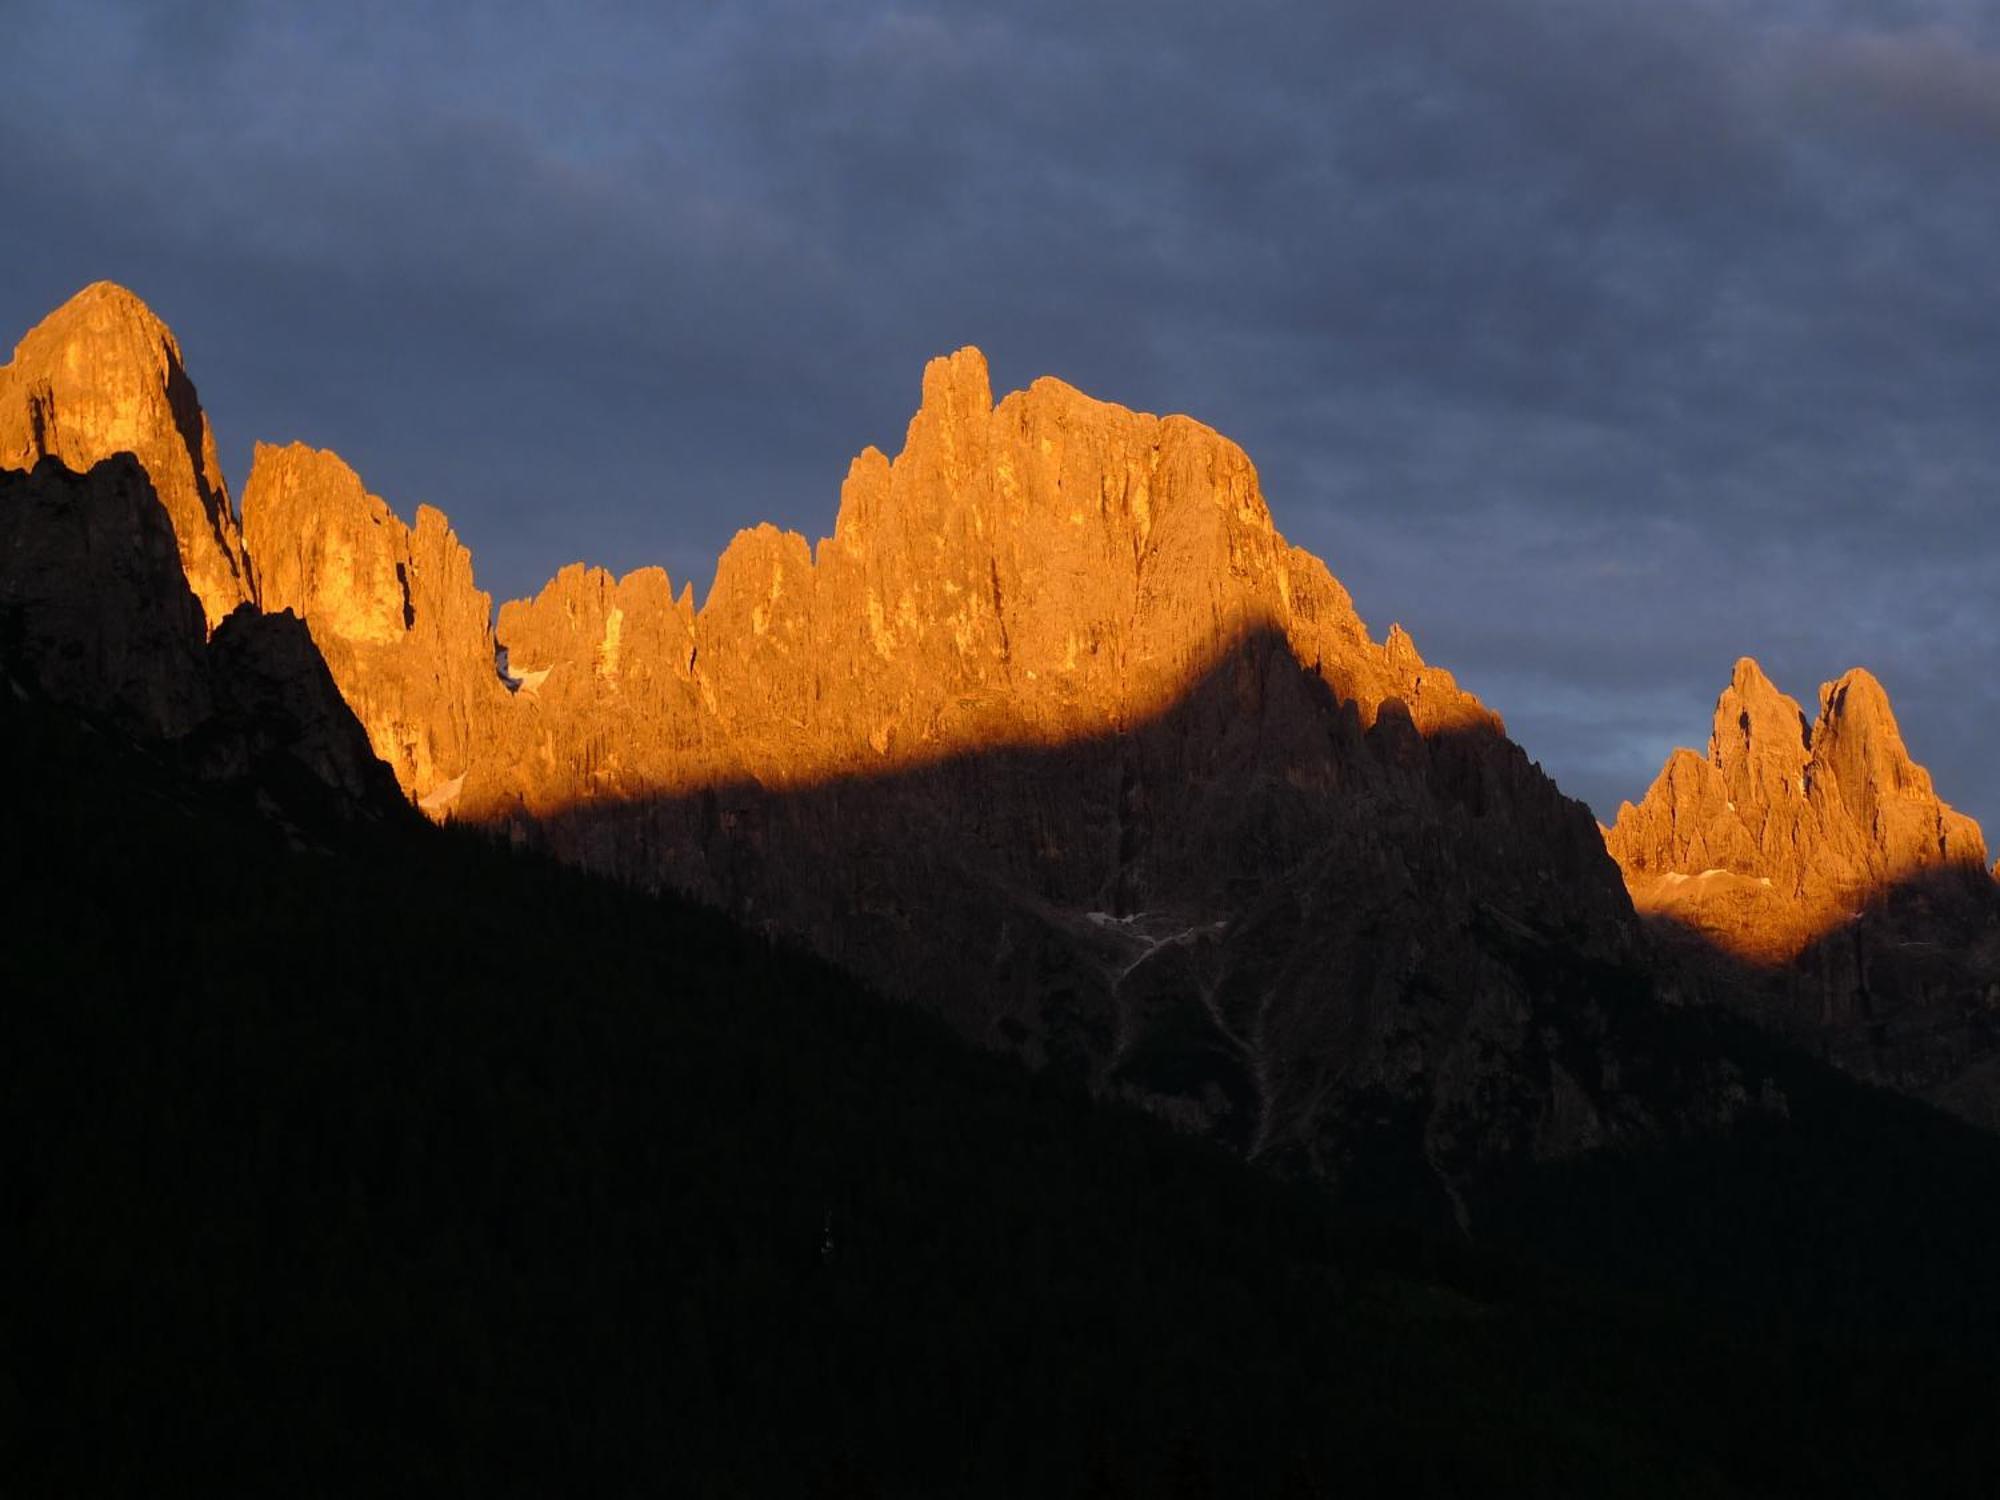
(6, 682, 2000, 1499)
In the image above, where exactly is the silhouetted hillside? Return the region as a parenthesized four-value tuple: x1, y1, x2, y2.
(7, 675, 2000, 1497)
(8, 297, 2000, 1498)
(523, 625, 1700, 1221)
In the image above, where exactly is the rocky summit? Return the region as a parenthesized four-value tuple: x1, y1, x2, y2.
(246, 347, 1502, 810)
(1608, 658, 2000, 1119)
(1608, 657, 1988, 963)
(233, 337, 1749, 1207)
(6, 283, 1814, 1208)
(243, 440, 506, 806)
(0, 283, 251, 630)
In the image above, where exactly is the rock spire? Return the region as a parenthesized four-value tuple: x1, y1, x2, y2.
(0, 283, 251, 628)
(241, 441, 507, 804)
(228, 335, 1685, 1189)
(1607, 657, 1988, 963)
(8, 283, 1779, 1199)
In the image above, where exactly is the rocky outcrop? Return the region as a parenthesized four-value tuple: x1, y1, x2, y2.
(444, 351, 1491, 797)
(241, 441, 509, 808)
(4, 286, 1786, 1206)
(0, 283, 250, 629)
(0, 454, 404, 827)
(1608, 658, 2000, 1114)
(235, 347, 1509, 816)
(196, 606, 411, 821)
(492, 562, 704, 810)
(1608, 657, 1989, 962)
(239, 344, 1765, 1204)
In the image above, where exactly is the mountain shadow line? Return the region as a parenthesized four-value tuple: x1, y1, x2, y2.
(1640, 861, 2000, 1126)
(472, 623, 1829, 1233)
(15, 455, 2000, 1492)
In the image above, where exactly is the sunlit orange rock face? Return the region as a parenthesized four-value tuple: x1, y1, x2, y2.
(0, 283, 250, 630)
(1607, 657, 1988, 964)
(474, 348, 1495, 799)
(16, 283, 1780, 1199)
(680, 350, 1491, 775)
(1608, 659, 2000, 1117)
(237, 344, 1502, 815)
(242, 442, 509, 807)
(236, 342, 1703, 1190)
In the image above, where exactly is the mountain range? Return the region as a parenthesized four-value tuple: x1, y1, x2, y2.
(11, 282, 1998, 1172)
(9, 280, 2000, 1491)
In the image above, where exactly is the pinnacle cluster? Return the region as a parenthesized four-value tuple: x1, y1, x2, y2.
(0, 283, 250, 628)
(1607, 656, 1988, 963)
(0, 283, 1650, 1180)
(6, 280, 1998, 1145)
(242, 343, 1493, 820)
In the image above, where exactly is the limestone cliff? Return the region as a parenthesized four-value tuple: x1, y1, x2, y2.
(1608, 659, 2000, 1116)
(8, 286, 1781, 1205)
(241, 441, 509, 808)
(1608, 657, 1989, 963)
(243, 344, 1748, 1201)
(0, 283, 250, 629)
(472, 349, 1493, 807)
(233, 346, 1500, 818)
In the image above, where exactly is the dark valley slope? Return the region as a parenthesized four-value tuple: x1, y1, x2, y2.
(16, 285, 1763, 1206)
(14, 281, 2000, 1205)
(0, 454, 403, 824)
(10, 457, 2000, 1496)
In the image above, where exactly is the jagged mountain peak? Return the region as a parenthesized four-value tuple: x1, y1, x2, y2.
(1608, 659, 2000, 1121)
(1716, 655, 1806, 736)
(1819, 663, 1891, 715)
(918, 343, 992, 414)
(0, 282, 250, 630)
(1609, 660, 1989, 967)
(17, 281, 149, 342)
(222, 342, 1502, 810)
(17, 281, 169, 346)
(1814, 665, 1908, 765)
(184, 329, 1656, 1184)
(240, 438, 501, 801)
(1707, 655, 1811, 810)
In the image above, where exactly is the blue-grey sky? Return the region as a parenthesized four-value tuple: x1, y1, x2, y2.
(4, 0, 1997, 831)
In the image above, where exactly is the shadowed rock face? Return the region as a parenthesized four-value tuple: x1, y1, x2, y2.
(528, 631, 1751, 1209)
(0, 454, 404, 828)
(0, 454, 211, 738)
(7, 284, 1793, 1202)
(233, 340, 1765, 1202)
(0, 283, 250, 630)
(1608, 658, 2000, 1116)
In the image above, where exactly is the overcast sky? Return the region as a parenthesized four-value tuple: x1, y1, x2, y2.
(4, 0, 1997, 829)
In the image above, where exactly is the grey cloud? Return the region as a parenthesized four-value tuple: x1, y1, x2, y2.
(2, 0, 1997, 835)
(1794, 26, 2000, 141)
